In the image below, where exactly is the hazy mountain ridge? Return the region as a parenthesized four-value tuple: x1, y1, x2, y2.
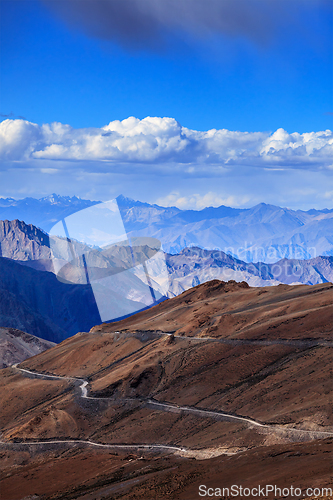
(118, 197, 333, 261)
(2, 219, 332, 287)
(0, 194, 98, 232)
(133, 203, 333, 261)
(0, 250, 162, 343)
(165, 247, 333, 295)
(1, 195, 332, 262)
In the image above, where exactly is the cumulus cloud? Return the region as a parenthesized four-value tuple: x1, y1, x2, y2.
(0, 117, 332, 172)
(0, 119, 41, 161)
(43, 0, 329, 50)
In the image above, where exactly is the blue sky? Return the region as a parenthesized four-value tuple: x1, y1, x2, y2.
(0, 0, 332, 209)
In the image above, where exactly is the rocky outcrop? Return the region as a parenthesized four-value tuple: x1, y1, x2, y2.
(0, 327, 55, 368)
(0, 220, 51, 260)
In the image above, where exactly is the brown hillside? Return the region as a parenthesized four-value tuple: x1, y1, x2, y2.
(0, 280, 332, 499)
(92, 280, 333, 341)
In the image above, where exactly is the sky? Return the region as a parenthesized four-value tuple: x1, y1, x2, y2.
(0, 0, 332, 209)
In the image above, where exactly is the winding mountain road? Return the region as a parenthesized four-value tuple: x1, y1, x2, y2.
(14, 366, 266, 427)
(8, 364, 333, 450)
(161, 331, 333, 348)
(2, 437, 187, 454)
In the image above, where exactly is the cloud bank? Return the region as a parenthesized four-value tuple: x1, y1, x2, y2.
(0, 117, 332, 172)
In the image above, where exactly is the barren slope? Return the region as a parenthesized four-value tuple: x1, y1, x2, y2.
(0, 327, 55, 368)
(92, 280, 333, 341)
(1, 280, 332, 499)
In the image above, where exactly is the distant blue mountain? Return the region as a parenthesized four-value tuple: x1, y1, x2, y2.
(170, 205, 245, 223)
(118, 199, 333, 262)
(1, 194, 332, 263)
(0, 194, 99, 232)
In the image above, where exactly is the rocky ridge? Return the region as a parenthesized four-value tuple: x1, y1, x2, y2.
(0, 328, 55, 368)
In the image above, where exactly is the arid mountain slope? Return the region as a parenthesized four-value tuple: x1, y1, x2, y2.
(0, 328, 55, 368)
(1, 439, 332, 500)
(93, 279, 333, 341)
(0, 280, 332, 499)
(1, 219, 332, 343)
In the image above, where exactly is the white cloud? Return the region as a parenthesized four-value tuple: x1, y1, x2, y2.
(0, 117, 332, 172)
(0, 119, 41, 160)
(260, 128, 333, 167)
(156, 191, 251, 210)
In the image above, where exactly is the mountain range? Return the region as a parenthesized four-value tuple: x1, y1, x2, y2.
(0, 194, 97, 233)
(166, 247, 333, 294)
(0, 198, 332, 498)
(1, 219, 333, 343)
(1, 194, 332, 262)
(118, 195, 333, 262)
